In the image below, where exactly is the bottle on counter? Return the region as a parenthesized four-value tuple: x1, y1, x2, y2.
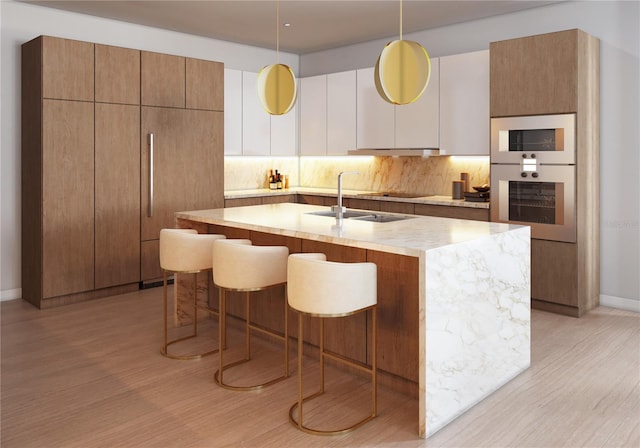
(275, 170, 283, 189)
(269, 169, 277, 190)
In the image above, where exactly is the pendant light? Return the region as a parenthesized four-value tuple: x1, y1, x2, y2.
(375, 0, 431, 105)
(257, 0, 297, 115)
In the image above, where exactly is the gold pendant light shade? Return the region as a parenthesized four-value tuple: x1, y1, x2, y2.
(375, 39, 431, 105)
(257, 63, 297, 115)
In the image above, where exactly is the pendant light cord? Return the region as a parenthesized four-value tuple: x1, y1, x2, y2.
(276, 0, 280, 63)
(399, 0, 403, 40)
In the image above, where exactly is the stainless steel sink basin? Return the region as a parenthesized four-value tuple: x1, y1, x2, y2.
(306, 210, 373, 219)
(350, 214, 413, 223)
(306, 210, 415, 223)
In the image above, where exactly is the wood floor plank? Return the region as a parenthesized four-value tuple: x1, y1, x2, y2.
(1, 289, 638, 447)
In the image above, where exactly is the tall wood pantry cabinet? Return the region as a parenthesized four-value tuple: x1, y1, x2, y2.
(22, 35, 224, 308)
(490, 29, 599, 317)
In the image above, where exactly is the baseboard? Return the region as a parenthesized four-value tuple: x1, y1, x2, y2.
(600, 294, 640, 313)
(1, 288, 22, 302)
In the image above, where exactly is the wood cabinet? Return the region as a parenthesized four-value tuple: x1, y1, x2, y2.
(141, 51, 185, 108)
(439, 50, 489, 156)
(414, 204, 489, 221)
(41, 36, 94, 101)
(95, 44, 140, 105)
(490, 29, 599, 316)
(95, 103, 141, 289)
(22, 35, 225, 306)
(140, 107, 224, 279)
(41, 100, 95, 298)
(186, 58, 224, 111)
(490, 30, 580, 117)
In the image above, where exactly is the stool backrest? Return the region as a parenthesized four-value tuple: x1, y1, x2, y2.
(287, 253, 377, 316)
(160, 229, 225, 272)
(213, 239, 289, 289)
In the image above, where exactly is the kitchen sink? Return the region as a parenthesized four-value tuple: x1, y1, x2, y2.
(305, 210, 415, 223)
(306, 210, 373, 219)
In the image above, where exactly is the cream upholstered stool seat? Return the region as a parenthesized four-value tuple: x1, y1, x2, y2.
(212, 239, 289, 391)
(287, 253, 378, 435)
(159, 228, 226, 360)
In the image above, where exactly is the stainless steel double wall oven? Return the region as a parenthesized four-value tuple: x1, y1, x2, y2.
(490, 113, 577, 243)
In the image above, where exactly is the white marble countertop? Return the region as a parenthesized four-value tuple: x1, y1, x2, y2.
(224, 187, 490, 209)
(176, 203, 519, 257)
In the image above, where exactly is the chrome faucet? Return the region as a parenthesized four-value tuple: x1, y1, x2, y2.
(331, 171, 360, 221)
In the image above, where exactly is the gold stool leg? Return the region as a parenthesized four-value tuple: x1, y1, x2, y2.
(288, 306, 378, 435)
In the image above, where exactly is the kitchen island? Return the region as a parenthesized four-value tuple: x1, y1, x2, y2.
(175, 203, 530, 438)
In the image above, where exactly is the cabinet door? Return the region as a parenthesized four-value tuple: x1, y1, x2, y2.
(356, 67, 395, 149)
(95, 44, 140, 105)
(440, 51, 489, 156)
(42, 100, 94, 297)
(141, 107, 224, 243)
(224, 69, 243, 155)
(271, 102, 298, 155)
(327, 70, 356, 155)
(242, 71, 271, 155)
(186, 57, 224, 111)
(141, 51, 185, 108)
(395, 57, 439, 149)
(42, 36, 94, 102)
(490, 30, 578, 116)
(95, 103, 141, 289)
(300, 75, 327, 155)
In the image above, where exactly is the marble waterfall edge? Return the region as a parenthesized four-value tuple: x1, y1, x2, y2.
(424, 226, 531, 436)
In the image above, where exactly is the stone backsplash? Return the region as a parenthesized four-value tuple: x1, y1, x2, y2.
(224, 156, 489, 196)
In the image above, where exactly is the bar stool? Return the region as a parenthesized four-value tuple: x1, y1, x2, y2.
(287, 253, 378, 435)
(159, 228, 226, 360)
(212, 239, 289, 391)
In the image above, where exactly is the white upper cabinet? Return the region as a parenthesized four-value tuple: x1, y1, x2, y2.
(224, 68, 242, 155)
(300, 75, 327, 155)
(327, 70, 356, 155)
(300, 70, 356, 156)
(271, 101, 298, 156)
(356, 61, 439, 150)
(439, 50, 490, 155)
(242, 71, 271, 155)
(395, 57, 439, 149)
(356, 67, 395, 149)
(238, 70, 298, 156)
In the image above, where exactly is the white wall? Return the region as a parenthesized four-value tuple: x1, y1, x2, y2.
(0, 0, 298, 301)
(301, 0, 640, 309)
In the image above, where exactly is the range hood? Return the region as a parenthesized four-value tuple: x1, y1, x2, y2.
(347, 148, 440, 156)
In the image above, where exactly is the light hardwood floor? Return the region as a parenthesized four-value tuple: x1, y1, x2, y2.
(1, 287, 638, 447)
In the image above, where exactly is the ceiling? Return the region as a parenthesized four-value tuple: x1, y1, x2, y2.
(23, 0, 562, 54)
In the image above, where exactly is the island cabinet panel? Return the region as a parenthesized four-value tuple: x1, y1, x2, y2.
(366, 250, 419, 383)
(141, 51, 186, 108)
(300, 240, 368, 364)
(186, 58, 224, 111)
(95, 103, 141, 289)
(490, 29, 578, 116)
(95, 44, 140, 105)
(41, 99, 95, 298)
(41, 36, 94, 101)
(140, 107, 224, 270)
